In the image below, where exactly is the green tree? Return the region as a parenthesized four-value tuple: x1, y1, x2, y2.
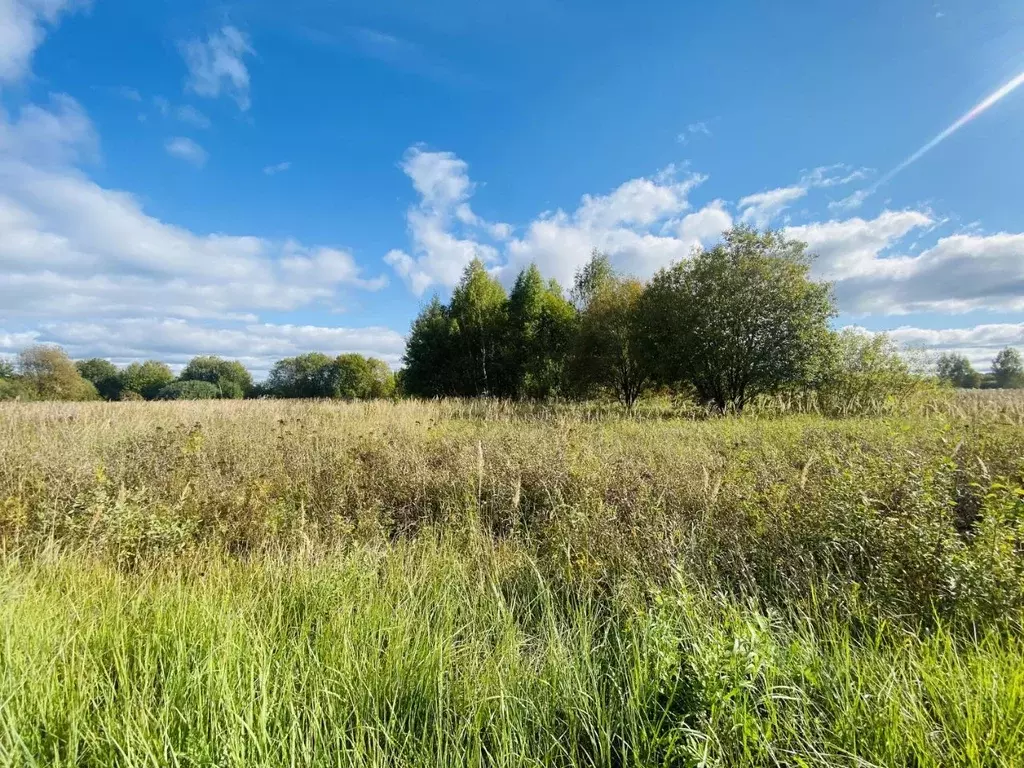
(817, 330, 923, 407)
(154, 380, 222, 400)
(180, 355, 253, 398)
(643, 227, 835, 411)
(507, 265, 576, 399)
(118, 361, 175, 400)
(570, 249, 615, 310)
(570, 254, 649, 408)
(17, 346, 98, 401)
(448, 259, 509, 396)
(936, 353, 982, 389)
(75, 358, 121, 400)
(991, 347, 1023, 389)
(0, 357, 33, 401)
(331, 354, 394, 399)
(266, 353, 336, 398)
(402, 298, 457, 398)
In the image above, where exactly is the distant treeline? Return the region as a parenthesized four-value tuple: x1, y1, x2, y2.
(1, 227, 1022, 408)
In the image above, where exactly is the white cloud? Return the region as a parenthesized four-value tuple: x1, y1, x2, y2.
(848, 323, 1024, 370)
(386, 147, 507, 294)
(180, 26, 254, 111)
(787, 210, 933, 281)
(676, 121, 711, 144)
(738, 186, 807, 227)
(788, 212, 1024, 314)
(0, 93, 97, 165)
(387, 149, 726, 291)
(164, 136, 207, 167)
(0, 95, 388, 328)
(0, 0, 86, 83)
(505, 167, 709, 285)
(800, 164, 871, 188)
(263, 161, 291, 175)
(175, 105, 210, 129)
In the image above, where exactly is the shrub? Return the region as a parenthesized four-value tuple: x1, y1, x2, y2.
(154, 380, 222, 400)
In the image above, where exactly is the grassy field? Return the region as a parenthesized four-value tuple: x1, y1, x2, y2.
(1, 395, 1023, 766)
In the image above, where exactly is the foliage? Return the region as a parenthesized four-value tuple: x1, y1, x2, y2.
(118, 360, 175, 400)
(937, 352, 983, 389)
(333, 353, 396, 400)
(15, 345, 98, 401)
(643, 227, 836, 410)
(447, 258, 510, 396)
(154, 380, 222, 400)
(402, 298, 458, 397)
(1, 397, 1024, 764)
(992, 347, 1024, 389)
(180, 355, 253, 398)
(264, 352, 394, 399)
(815, 329, 929, 411)
(570, 254, 649, 407)
(507, 265, 576, 398)
(75, 358, 122, 400)
(266, 352, 337, 398)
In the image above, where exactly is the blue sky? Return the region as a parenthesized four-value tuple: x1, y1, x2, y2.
(1, 0, 1022, 376)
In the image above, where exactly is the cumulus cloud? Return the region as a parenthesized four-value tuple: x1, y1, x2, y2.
(164, 136, 207, 167)
(788, 212, 1024, 313)
(0, 0, 87, 83)
(0, 95, 388, 328)
(385, 147, 508, 294)
(180, 26, 254, 110)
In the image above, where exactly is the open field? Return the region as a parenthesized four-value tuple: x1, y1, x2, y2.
(1, 394, 1023, 766)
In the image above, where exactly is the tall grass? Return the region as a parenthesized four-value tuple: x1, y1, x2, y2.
(0, 396, 1023, 765)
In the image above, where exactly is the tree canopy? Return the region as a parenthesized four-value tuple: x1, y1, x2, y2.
(642, 227, 836, 410)
(180, 356, 253, 399)
(991, 347, 1023, 389)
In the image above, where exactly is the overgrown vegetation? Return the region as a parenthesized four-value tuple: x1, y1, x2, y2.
(0, 395, 1023, 765)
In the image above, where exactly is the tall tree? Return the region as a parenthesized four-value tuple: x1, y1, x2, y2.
(402, 297, 457, 398)
(936, 353, 982, 389)
(180, 355, 253, 398)
(18, 346, 98, 401)
(507, 265, 576, 399)
(642, 227, 835, 411)
(448, 259, 509, 396)
(570, 254, 649, 408)
(991, 347, 1024, 389)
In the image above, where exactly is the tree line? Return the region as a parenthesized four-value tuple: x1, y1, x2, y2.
(935, 349, 1024, 390)
(0, 350, 396, 403)
(1, 227, 1021, 406)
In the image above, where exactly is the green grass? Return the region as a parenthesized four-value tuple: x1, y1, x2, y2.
(0, 397, 1023, 766)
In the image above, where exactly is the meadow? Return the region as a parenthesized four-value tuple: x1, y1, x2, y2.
(1, 393, 1023, 767)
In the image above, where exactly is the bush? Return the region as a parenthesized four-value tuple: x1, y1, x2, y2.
(154, 380, 222, 400)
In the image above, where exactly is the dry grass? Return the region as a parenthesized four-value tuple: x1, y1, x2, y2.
(0, 395, 1023, 765)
